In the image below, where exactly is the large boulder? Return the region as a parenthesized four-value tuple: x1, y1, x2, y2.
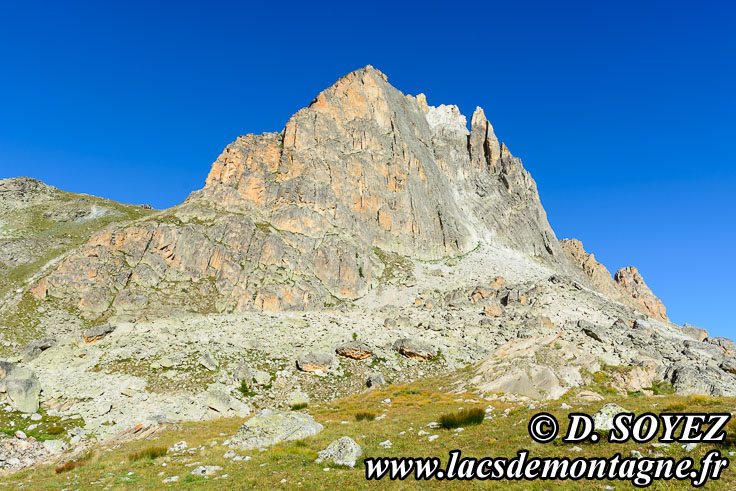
(296, 353, 335, 374)
(5, 367, 41, 413)
(21, 338, 56, 361)
(392, 338, 436, 361)
(316, 437, 363, 468)
(335, 341, 373, 360)
(229, 409, 323, 450)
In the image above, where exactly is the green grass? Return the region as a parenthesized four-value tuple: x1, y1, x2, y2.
(646, 380, 675, 395)
(439, 408, 485, 429)
(290, 402, 309, 411)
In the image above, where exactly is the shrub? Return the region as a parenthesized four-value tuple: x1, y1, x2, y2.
(238, 379, 255, 397)
(55, 461, 83, 474)
(646, 380, 675, 395)
(355, 412, 376, 422)
(129, 445, 168, 462)
(290, 402, 308, 411)
(439, 408, 485, 429)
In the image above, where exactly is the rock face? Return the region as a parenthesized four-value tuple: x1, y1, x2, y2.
(31, 65, 572, 318)
(5, 367, 41, 413)
(560, 239, 668, 321)
(614, 266, 667, 320)
(229, 409, 323, 450)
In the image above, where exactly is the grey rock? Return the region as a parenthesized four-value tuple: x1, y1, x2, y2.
(296, 352, 334, 373)
(205, 390, 232, 413)
(199, 353, 218, 371)
(21, 337, 56, 361)
(315, 436, 363, 468)
(593, 403, 628, 431)
(681, 324, 708, 342)
(287, 390, 309, 408)
(42, 439, 67, 454)
(191, 465, 222, 476)
(230, 409, 323, 450)
(366, 372, 386, 387)
(233, 361, 253, 386)
(5, 367, 41, 413)
(706, 337, 736, 356)
(253, 370, 271, 386)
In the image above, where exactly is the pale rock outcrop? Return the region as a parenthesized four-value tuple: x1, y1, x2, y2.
(614, 266, 668, 320)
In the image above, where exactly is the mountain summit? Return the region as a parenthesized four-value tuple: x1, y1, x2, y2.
(29, 66, 651, 319)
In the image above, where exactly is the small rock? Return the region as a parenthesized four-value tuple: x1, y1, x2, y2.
(191, 465, 222, 476)
(163, 476, 179, 483)
(199, 353, 218, 371)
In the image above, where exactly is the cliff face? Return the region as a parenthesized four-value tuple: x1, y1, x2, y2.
(560, 238, 668, 321)
(31, 66, 572, 317)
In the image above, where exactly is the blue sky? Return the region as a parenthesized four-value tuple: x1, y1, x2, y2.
(1, 1, 734, 337)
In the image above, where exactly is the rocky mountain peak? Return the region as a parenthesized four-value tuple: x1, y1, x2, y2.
(27, 67, 600, 317)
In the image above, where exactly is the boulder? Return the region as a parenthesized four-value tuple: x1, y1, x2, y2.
(288, 390, 309, 407)
(205, 390, 232, 413)
(21, 338, 56, 361)
(199, 353, 218, 371)
(335, 341, 373, 360)
(593, 403, 628, 431)
(296, 353, 335, 373)
(232, 361, 253, 386)
(83, 324, 116, 343)
(316, 436, 363, 468)
(0, 360, 16, 393)
(392, 338, 436, 361)
(681, 324, 708, 342)
(229, 409, 323, 450)
(6, 367, 41, 413)
(366, 372, 386, 387)
(253, 370, 271, 386)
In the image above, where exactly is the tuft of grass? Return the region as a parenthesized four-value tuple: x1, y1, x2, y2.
(664, 402, 687, 411)
(55, 461, 83, 474)
(439, 408, 485, 430)
(646, 380, 675, 396)
(290, 403, 309, 411)
(355, 411, 376, 422)
(46, 425, 64, 435)
(128, 445, 168, 462)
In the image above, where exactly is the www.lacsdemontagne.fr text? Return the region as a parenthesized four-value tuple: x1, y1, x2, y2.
(365, 449, 728, 487)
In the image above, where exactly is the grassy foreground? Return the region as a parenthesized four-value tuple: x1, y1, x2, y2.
(4, 379, 735, 489)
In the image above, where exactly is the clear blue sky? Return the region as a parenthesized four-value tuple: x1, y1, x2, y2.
(1, 1, 734, 337)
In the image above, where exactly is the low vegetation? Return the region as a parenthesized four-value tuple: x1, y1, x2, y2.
(355, 411, 376, 421)
(128, 446, 168, 462)
(439, 407, 485, 429)
(4, 376, 736, 489)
